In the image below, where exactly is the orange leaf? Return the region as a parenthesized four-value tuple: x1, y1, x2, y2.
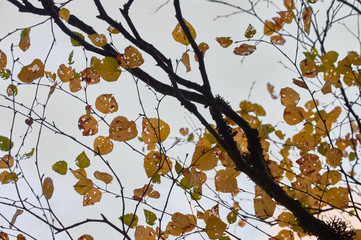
(280, 87, 300, 106)
(0, 155, 14, 168)
(292, 78, 307, 89)
(271, 35, 285, 45)
(83, 187, 102, 206)
(19, 28, 31, 52)
(109, 116, 137, 142)
(326, 148, 343, 168)
(94, 171, 113, 184)
(216, 37, 232, 48)
(78, 115, 98, 136)
(181, 52, 191, 72)
(296, 154, 321, 178)
(192, 138, 218, 171)
(142, 118, 170, 148)
(88, 34, 107, 47)
(283, 106, 305, 125)
(135, 226, 156, 240)
(300, 57, 318, 78)
(93, 136, 113, 155)
(264, 20, 275, 36)
(278, 11, 295, 24)
(95, 94, 118, 114)
(284, 0, 295, 10)
(81, 67, 100, 84)
(214, 168, 240, 193)
(78, 235, 94, 240)
(172, 19, 196, 46)
(118, 46, 144, 69)
(233, 44, 256, 56)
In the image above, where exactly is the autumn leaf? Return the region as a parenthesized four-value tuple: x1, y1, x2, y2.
(326, 148, 343, 168)
(300, 57, 318, 78)
(142, 118, 170, 149)
(122, 213, 138, 228)
(0, 155, 14, 168)
(144, 151, 172, 178)
(244, 24, 256, 38)
(293, 78, 308, 89)
(264, 20, 275, 36)
(277, 212, 296, 228)
(283, 106, 305, 125)
(0, 50, 7, 69)
(194, 42, 209, 62)
(93, 136, 113, 155)
(92, 56, 121, 82)
(181, 52, 191, 72)
(78, 115, 98, 136)
(52, 161, 68, 175)
(271, 35, 285, 45)
(284, 0, 295, 10)
(118, 46, 144, 69)
(78, 235, 94, 240)
(191, 138, 218, 171)
(172, 19, 196, 45)
(109, 116, 138, 142)
(280, 87, 300, 106)
(144, 209, 157, 226)
(71, 169, 87, 179)
(0, 136, 13, 152)
(88, 34, 107, 47)
(214, 168, 240, 193)
(320, 170, 342, 185)
(70, 32, 85, 46)
(302, 7, 312, 35)
(81, 67, 100, 84)
(10, 209, 23, 229)
(205, 216, 227, 239)
(70, 77, 82, 93)
(278, 10, 295, 24)
(296, 154, 321, 178)
(94, 171, 113, 184)
(75, 151, 90, 169)
(254, 185, 276, 220)
(58, 64, 74, 82)
(42, 177, 54, 200)
(166, 212, 196, 236)
(74, 178, 93, 195)
(59, 8, 70, 22)
(19, 28, 30, 52)
(18, 59, 44, 83)
(233, 44, 256, 56)
(83, 187, 102, 206)
(135, 226, 156, 240)
(216, 37, 232, 48)
(95, 94, 118, 114)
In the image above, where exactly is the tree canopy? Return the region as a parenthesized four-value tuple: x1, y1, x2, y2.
(0, 0, 361, 239)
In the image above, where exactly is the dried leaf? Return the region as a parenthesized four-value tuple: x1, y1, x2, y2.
(0, 155, 14, 168)
(10, 209, 23, 229)
(18, 59, 44, 83)
(74, 178, 93, 195)
(135, 226, 156, 240)
(271, 35, 285, 45)
(280, 87, 300, 106)
(93, 136, 113, 155)
(216, 37, 232, 48)
(214, 168, 240, 193)
(42, 177, 54, 200)
(95, 94, 118, 114)
(94, 171, 113, 184)
(0, 50, 7, 69)
(109, 116, 138, 142)
(205, 216, 227, 239)
(92, 56, 121, 82)
(83, 187, 102, 206)
(88, 34, 107, 47)
(78, 115, 98, 136)
(19, 28, 30, 52)
(234, 44, 256, 56)
(244, 24, 256, 38)
(118, 46, 144, 69)
(300, 57, 318, 78)
(326, 148, 343, 168)
(292, 78, 307, 89)
(302, 7, 312, 35)
(181, 52, 191, 72)
(142, 118, 170, 148)
(264, 20, 275, 36)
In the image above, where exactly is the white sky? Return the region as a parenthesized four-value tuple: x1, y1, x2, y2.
(0, 0, 360, 239)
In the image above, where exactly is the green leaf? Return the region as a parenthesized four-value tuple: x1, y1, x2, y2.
(75, 151, 90, 169)
(93, 56, 121, 82)
(175, 161, 183, 175)
(180, 177, 193, 190)
(70, 32, 85, 47)
(219, 236, 231, 240)
(144, 209, 157, 226)
(24, 148, 34, 158)
(6, 84, 18, 96)
(152, 173, 161, 184)
(0, 69, 11, 79)
(227, 209, 239, 224)
(68, 50, 74, 65)
(121, 213, 138, 228)
(0, 136, 13, 151)
(2, 171, 18, 184)
(52, 161, 68, 175)
(191, 186, 202, 200)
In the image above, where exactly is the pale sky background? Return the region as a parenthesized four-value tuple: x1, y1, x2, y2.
(0, 0, 360, 239)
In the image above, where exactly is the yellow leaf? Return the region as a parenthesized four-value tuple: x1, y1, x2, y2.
(117, 46, 144, 69)
(274, 229, 294, 240)
(292, 130, 316, 151)
(267, 82, 278, 99)
(214, 168, 240, 193)
(166, 212, 196, 236)
(95, 94, 118, 114)
(192, 138, 218, 171)
(300, 57, 318, 78)
(74, 178, 93, 195)
(277, 212, 296, 228)
(19, 28, 30, 52)
(254, 185, 276, 220)
(142, 118, 170, 149)
(205, 216, 227, 239)
(326, 147, 342, 168)
(71, 169, 87, 179)
(135, 226, 156, 240)
(181, 52, 191, 72)
(17, 234, 25, 240)
(284, 0, 295, 10)
(109, 116, 138, 142)
(58, 64, 74, 82)
(93, 136, 113, 155)
(94, 171, 113, 184)
(233, 44, 256, 56)
(83, 187, 102, 206)
(320, 170, 341, 185)
(302, 7, 312, 35)
(183, 167, 207, 187)
(194, 42, 209, 62)
(59, 8, 70, 22)
(320, 51, 338, 65)
(107, 25, 120, 34)
(144, 151, 172, 178)
(278, 10, 295, 24)
(283, 106, 305, 125)
(133, 184, 160, 199)
(280, 87, 300, 106)
(18, 59, 44, 83)
(92, 56, 121, 82)
(172, 19, 196, 45)
(42, 177, 54, 200)
(296, 154, 321, 178)
(78, 115, 98, 136)
(264, 20, 275, 36)
(326, 187, 349, 209)
(0, 50, 7, 69)
(88, 34, 107, 47)
(0, 233, 9, 240)
(216, 37, 233, 48)
(70, 77, 82, 93)
(321, 79, 332, 94)
(0, 155, 14, 168)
